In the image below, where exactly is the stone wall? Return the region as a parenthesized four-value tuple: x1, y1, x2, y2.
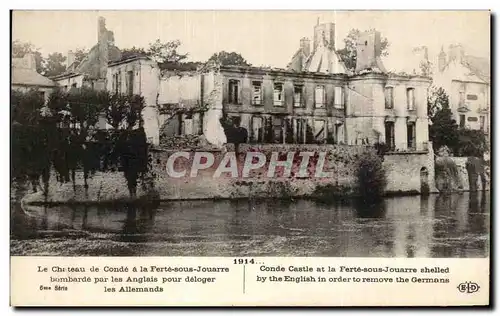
(21, 144, 441, 204)
(23, 144, 373, 204)
(383, 149, 437, 194)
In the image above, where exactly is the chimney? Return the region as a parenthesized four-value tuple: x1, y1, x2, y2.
(355, 30, 386, 73)
(67, 50, 75, 68)
(97, 16, 110, 79)
(98, 16, 107, 43)
(438, 46, 447, 72)
(300, 37, 311, 57)
(313, 22, 336, 50)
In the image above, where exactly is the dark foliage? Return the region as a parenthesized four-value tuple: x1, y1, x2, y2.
(355, 151, 387, 202)
(434, 157, 461, 193)
(44, 52, 67, 77)
(427, 86, 449, 117)
(428, 86, 487, 158)
(373, 142, 391, 157)
(11, 89, 45, 126)
(456, 129, 488, 157)
(11, 88, 149, 199)
(207, 51, 251, 67)
(466, 156, 487, 192)
(429, 108, 459, 153)
(120, 46, 148, 59)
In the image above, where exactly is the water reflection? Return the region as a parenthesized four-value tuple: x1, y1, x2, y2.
(11, 192, 490, 257)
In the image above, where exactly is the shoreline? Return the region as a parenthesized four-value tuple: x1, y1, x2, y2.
(16, 189, 490, 208)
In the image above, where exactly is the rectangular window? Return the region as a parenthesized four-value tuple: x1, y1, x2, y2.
(385, 122, 395, 150)
(459, 92, 465, 106)
(407, 88, 415, 110)
(335, 123, 344, 144)
(407, 122, 416, 150)
(228, 79, 240, 104)
(197, 112, 204, 135)
(459, 114, 466, 128)
(251, 116, 264, 143)
(272, 116, 284, 143)
(184, 116, 194, 135)
(252, 81, 262, 105)
(293, 85, 303, 107)
(315, 85, 325, 108)
(293, 118, 305, 144)
(71, 83, 77, 88)
(334, 86, 344, 109)
(127, 71, 134, 96)
(113, 73, 120, 94)
(467, 94, 478, 100)
(385, 87, 394, 109)
(273, 83, 284, 106)
(314, 119, 326, 143)
(177, 113, 184, 136)
(480, 116, 486, 131)
(118, 72, 122, 94)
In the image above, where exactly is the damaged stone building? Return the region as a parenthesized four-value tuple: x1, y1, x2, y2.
(47, 17, 431, 151)
(158, 21, 431, 151)
(51, 17, 122, 92)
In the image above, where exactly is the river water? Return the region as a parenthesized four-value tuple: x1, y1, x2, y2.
(11, 192, 489, 257)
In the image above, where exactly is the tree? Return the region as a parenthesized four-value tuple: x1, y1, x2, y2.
(420, 59, 433, 77)
(11, 89, 52, 192)
(428, 86, 487, 157)
(43, 52, 67, 77)
(355, 151, 387, 203)
(429, 108, 459, 153)
(147, 39, 188, 65)
(11, 89, 45, 126)
(457, 129, 488, 157)
(121, 40, 190, 69)
(121, 46, 147, 60)
(12, 40, 45, 74)
(73, 48, 89, 66)
(336, 29, 390, 71)
(104, 93, 145, 130)
(207, 51, 251, 66)
(427, 86, 450, 118)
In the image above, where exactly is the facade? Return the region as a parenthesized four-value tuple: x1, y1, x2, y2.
(38, 17, 432, 150)
(433, 44, 490, 134)
(106, 56, 161, 144)
(154, 23, 431, 151)
(11, 53, 56, 102)
(346, 72, 429, 151)
(213, 66, 349, 145)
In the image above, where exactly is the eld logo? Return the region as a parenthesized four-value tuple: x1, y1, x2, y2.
(457, 282, 480, 294)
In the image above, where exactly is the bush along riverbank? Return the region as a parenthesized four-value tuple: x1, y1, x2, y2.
(434, 156, 489, 193)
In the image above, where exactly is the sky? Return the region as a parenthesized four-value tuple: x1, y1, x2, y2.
(12, 10, 490, 71)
